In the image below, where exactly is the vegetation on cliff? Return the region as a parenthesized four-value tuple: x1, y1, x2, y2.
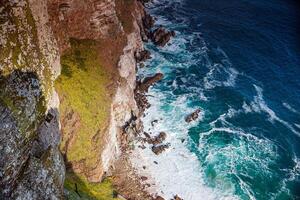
(65, 173, 120, 200)
(55, 38, 115, 168)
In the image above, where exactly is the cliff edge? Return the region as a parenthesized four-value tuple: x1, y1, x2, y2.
(1, 0, 149, 199)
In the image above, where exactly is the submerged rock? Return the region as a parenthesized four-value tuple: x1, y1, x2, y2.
(185, 109, 201, 123)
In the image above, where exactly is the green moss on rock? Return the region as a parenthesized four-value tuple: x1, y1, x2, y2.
(55, 38, 114, 168)
(64, 173, 120, 200)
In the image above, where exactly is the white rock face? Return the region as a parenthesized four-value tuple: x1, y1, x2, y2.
(102, 18, 144, 173)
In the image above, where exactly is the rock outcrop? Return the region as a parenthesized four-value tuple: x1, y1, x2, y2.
(185, 109, 201, 123)
(1, 0, 173, 199)
(48, 0, 147, 190)
(47, 0, 122, 52)
(150, 26, 175, 47)
(0, 0, 64, 199)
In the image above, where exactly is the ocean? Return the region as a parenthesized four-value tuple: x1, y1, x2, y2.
(131, 0, 300, 199)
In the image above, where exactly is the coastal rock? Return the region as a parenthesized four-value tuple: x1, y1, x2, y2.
(11, 147, 65, 200)
(185, 109, 201, 123)
(152, 144, 169, 155)
(135, 49, 151, 63)
(143, 13, 155, 30)
(135, 73, 163, 112)
(135, 91, 151, 112)
(0, 0, 65, 197)
(137, 73, 164, 93)
(151, 26, 175, 47)
(149, 132, 167, 145)
(48, 0, 122, 52)
(154, 196, 165, 200)
(173, 195, 183, 200)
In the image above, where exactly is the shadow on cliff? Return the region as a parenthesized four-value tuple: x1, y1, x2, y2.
(64, 171, 118, 200)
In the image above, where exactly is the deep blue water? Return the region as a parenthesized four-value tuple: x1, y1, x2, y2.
(140, 0, 300, 199)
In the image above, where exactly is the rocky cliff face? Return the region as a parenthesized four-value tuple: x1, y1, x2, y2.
(0, 0, 64, 199)
(47, 0, 123, 53)
(1, 0, 147, 199)
(48, 0, 145, 184)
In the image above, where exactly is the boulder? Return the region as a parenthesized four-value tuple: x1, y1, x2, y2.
(143, 13, 155, 30)
(173, 195, 183, 200)
(155, 196, 165, 200)
(151, 26, 175, 47)
(185, 109, 201, 123)
(152, 144, 169, 155)
(150, 132, 167, 145)
(137, 73, 164, 93)
(135, 50, 151, 63)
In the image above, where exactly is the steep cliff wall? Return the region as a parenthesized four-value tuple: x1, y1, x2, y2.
(1, 0, 147, 199)
(0, 0, 64, 199)
(48, 0, 146, 196)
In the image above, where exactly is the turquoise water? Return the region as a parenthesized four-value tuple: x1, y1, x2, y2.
(139, 0, 300, 199)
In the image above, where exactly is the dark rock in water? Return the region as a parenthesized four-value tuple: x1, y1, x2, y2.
(181, 139, 185, 143)
(135, 91, 151, 112)
(151, 119, 158, 126)
(143, 132, 151, 139)
(143, 13, 155, 30)
(138, 73, 164, 93)
(150, 132, 167, 145)
(135, 50, 151, 63)
(185, 109, 201, 123)
(155, 196, 165, 200)
(152, 144, 169, 155)
(135, 73, 164, 112)
(173, 195, 183, 200)
(151, 26, 175, 47)
(141, 176, 148, 181)
(153, 161, 158, 164)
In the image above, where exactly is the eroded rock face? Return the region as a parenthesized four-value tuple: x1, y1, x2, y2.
(0, 0, 64, 199)
(11, 147, 65, 200)
(47, 0, 122, 52)
(0, 71, 64, 199)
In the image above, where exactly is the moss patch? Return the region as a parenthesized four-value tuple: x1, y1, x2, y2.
(65, 173, 120, 200)
(55, 38, 115, 168)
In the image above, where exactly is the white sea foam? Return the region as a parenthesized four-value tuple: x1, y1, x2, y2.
(248, 85, 300, 137)
(131, 88, 238, 200)
(283, 102, 299, 114)
(203, 64, 238, 89)
(130, 0, 300, 199)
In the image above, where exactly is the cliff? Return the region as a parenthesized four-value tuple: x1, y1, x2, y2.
(0, 0, 64, 198)
(0, 0, 148, 199)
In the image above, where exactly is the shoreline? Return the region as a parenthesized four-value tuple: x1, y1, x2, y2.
(111, 1, 179, 199)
